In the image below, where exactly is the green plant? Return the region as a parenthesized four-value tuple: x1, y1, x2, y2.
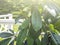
(0, 0, 60, 45)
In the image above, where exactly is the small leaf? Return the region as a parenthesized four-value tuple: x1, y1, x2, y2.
(0, 32, 13, 38)
(31, 7, 42, 32)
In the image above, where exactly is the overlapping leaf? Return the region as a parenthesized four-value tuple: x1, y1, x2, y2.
(19, 19, 29, 30)
(51, 33, 60, 45)
(0, 38, 11, 45)
(16, 28, 28, 45)
(27, 36, 34, 45)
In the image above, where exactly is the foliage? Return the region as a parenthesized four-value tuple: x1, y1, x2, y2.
(0, 0, 60, 45)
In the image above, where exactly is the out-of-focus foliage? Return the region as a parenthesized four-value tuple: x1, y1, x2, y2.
(0, 0, 60, 45)
(0, 0, 60, 18)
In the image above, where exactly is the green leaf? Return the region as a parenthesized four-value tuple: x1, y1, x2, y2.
(51, 33, 60, 45)
(54, 19, 60, 32)
(27, 36, 34, 45)
(36, 38, 41, 45)
(16, 29, 28, 45)
(29, 25, 41, 39)
(19, 19, 29, 30)
(29, 26, 37, 39)
(49, 24, 59, 34)
(49, 24, 54, 30)
(0, 38, 11, 45)
(0, 32, 13, 38)
(41, 33, 48, 45)
(50, 37, 56, 45)
(31, 7, 42, 32)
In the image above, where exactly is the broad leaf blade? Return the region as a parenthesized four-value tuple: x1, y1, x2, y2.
(31, 7, 42, 32)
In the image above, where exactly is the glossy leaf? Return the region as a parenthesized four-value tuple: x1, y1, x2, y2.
(31, 6, 42, 32)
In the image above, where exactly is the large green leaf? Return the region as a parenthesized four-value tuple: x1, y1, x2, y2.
(0, 38, 11, 45)
(16, 29, 28, 45)
(0, 32, 13, 38)
(31, 6, 42, 32)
